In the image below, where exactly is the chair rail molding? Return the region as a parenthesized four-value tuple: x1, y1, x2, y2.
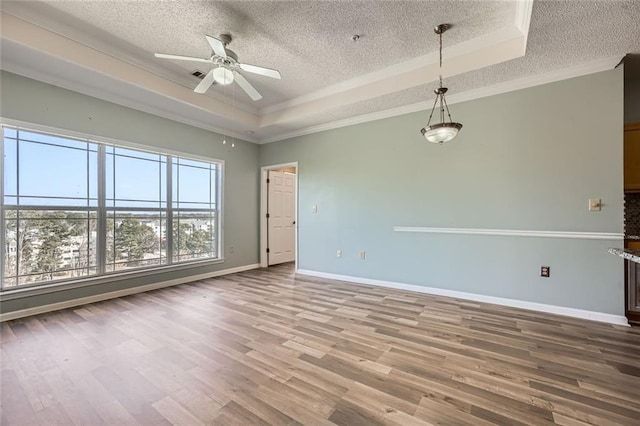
(393, 226, 624, 240)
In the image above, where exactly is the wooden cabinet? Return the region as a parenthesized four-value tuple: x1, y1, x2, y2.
(624, 123, 640, 191)
(625, 241, 640, 324)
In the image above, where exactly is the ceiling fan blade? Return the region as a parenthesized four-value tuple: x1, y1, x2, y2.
(239, 63, 281, 79)
(194, 69, 216, 94)
(205, 35, 227, 58)
(154, 53, 212, 63)
(234, 72, 262, 101)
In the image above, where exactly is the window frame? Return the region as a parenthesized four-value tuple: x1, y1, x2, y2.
(0, 119, 224, 293)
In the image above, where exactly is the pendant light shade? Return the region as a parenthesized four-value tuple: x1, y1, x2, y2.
(420, 24, 463, 144)
(421, 122, 463, 144)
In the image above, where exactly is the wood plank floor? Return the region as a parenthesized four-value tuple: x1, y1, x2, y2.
(2, 264, 640, 425)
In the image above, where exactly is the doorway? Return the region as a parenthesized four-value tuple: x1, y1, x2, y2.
(260, 162, 298, 268)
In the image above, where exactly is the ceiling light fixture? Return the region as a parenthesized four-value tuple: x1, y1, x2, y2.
(420, 24, 462, 144)
(213, 66, 234, 85)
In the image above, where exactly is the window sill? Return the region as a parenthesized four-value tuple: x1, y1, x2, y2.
(0, 258, 225, 301)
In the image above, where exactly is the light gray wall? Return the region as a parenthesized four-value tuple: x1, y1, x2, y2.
(624, 55, 640, 124)
(0, 71, 260, 314)
(260, 68, 625, 315)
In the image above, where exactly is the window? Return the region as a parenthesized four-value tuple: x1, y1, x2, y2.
(172, 157, 218, 262)
(1, 125, 222, 290)
(105, 146, 167, 272)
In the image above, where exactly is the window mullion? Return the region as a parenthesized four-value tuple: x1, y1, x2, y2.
(166, 155, 173, 265)
(97, 144, 106, 275)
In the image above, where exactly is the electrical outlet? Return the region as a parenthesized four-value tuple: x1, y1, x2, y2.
(540, 266, 550, 277)
(337, 249, 342, 258)
(359, 250, 366, 260)
(228, 246, 235, 253)
(312, 205, 318, 213)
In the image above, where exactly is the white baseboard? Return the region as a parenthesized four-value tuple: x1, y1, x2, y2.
(296, 269, 629, 326)
(0, 263, 260, 322)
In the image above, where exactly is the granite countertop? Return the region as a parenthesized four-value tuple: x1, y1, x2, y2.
(608, 235, 640, 263)
(608, 248, 640, 263)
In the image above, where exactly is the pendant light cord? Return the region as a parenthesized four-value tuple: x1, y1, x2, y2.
(439, 27, 454, 124)
(426, 91, 439, 127)
(439, 30, 443, 90)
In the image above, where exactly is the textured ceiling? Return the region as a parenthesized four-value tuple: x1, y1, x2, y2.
(291, 0, 640, 131)
(1, 1, 639, 143)
(0, 0, 514, 108)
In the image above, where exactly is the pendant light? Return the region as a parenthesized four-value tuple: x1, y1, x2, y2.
(420, 24, 463, 144)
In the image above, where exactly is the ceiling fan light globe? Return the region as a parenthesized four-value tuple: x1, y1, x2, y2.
(213, 67, 234, 85)
(420, 122, 462, 144)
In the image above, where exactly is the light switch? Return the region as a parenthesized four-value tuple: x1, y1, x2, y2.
(588, 198, 601, 211)
(312, 205, 318, 213)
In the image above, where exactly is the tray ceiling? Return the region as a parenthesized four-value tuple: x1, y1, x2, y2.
(1, 1, 639, 143)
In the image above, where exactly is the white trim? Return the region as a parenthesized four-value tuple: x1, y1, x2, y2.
(260, 26, 524, 116)
(259, 55, 623, 144)
(296, 269, 629, 326)
(393, 227, 624, 240)
(0, 12, 260, 137)
(0, 3, 258, 117)
(515, 0, 534, 48)
(260, 162, 299, 269)
(0, 263, 260, 322)
(2, 7, 618, 146)
(1, 61, 260, 144)
(260, 168, 269, 268)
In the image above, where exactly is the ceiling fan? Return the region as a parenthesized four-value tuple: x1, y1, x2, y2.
(154, 34, 281, 101)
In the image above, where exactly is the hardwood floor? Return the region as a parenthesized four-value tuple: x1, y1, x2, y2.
(2, 264, 640, 425)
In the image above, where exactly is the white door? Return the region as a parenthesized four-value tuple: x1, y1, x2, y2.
(268, 171, 295, 265)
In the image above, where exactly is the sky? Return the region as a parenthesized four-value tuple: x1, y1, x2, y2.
(2, 129, 218, 211)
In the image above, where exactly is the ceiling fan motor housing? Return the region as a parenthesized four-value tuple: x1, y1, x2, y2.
(221, 49, 239, 63)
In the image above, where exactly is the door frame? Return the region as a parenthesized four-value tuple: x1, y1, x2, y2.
(260, 162, 298, 269)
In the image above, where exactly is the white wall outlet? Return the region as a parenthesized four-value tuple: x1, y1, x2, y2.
(359, 250, 366, 260)
(588, 198, 602, 211)
(337, 249, 342, 258)
(228, 245, 235, 253)
(312, 205, 318, 213)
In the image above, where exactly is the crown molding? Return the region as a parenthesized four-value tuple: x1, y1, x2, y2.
(260, 26, 524, 116)
(515, 0, 534, 49)
(259, 54, 622, 144)
(1, 7, 534, 142)
(1, 58, 259, 144)
(260, 1, 535, 117)
(0, 12, 259, 132)
(258, 29, 526, 128)
(0, 3, 259, 115)
(4, 0, 609, 147)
